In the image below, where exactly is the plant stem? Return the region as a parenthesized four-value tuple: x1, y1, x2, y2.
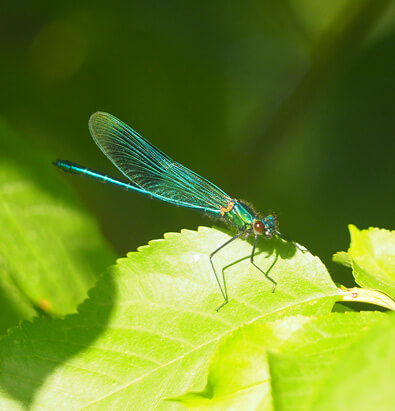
(338, 287, 395, 311)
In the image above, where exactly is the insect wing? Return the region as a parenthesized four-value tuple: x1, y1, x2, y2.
(89, 112, 230, 214)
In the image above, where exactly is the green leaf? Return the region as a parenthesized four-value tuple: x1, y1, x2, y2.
(170, 324, 272, 410)
(312, 312, 395, 411)
(331, 302, 356, 312)
(171, 312, 384, 410)
(268, 312, 386, 411)
(0, 266, 37, 333)
(0, 117, 114, 331)
(332, 251, 351, 267)
(0, 227, 338, 409)
(333, 224, 395, 299)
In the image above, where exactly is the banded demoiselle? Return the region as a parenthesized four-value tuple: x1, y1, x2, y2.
(54, 112, 302, 310)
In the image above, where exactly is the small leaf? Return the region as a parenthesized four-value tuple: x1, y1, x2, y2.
(0, 227, 338, 409)
(332, 251, 351, 267)
(333, 225, 395, 299)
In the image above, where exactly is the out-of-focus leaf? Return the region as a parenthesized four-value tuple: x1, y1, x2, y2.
(333, 225, 395, 298)
(0, 266, 36, 332)
(0, 117, 114, 330)
(0, 227, 338, 409)
(171, 312, 383, 410)
(332, 251, 351, 267)
(312, 312, 395, 411)
(268, 312, 385, 411)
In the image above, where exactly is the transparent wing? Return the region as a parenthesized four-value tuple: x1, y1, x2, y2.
(88, 112, 231, 214)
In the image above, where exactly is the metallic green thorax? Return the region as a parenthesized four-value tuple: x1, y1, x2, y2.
(223, 201, 256, 230)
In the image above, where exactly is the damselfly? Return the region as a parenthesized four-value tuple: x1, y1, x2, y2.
(54, 112, 302, 310)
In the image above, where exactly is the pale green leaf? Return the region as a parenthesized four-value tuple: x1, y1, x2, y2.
(333, 224, 395, 298)
(312, 312, 395, 411)
(268, 312, 385, 411)
(332, 251, 351, 267)
(0, 227, 338, 410)
(172, 312, 384, 411)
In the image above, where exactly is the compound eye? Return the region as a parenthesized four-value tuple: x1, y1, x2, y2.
(253, 220, 264, 235)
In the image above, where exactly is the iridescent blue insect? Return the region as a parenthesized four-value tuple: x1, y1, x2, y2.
(54, 112, 302, 310)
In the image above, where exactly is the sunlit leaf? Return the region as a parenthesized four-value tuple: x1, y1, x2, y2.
(0, 226, 338, 409)
(169, 324, 272, 410)
(333, 225, 395, 299)
(171, 312, 384, 410)
(312, 312, 395, 411)
(268, 312, 386, 411)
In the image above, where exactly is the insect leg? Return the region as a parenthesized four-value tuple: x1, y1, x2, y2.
(210, 230, 246, 311)
(250, 234, 277, 292)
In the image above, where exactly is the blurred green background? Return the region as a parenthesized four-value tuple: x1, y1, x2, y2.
(1, 0, 394, 285)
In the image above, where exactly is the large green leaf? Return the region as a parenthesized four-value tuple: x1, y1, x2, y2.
(171, 312, 385, 410)
(334, 225, 395, 298)
(0, 117, 114, 331)
(0, 226, 338, 409)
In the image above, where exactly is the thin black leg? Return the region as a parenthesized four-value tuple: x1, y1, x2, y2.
(210, 230, 246, 311)
(250, 235, 277, 292)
